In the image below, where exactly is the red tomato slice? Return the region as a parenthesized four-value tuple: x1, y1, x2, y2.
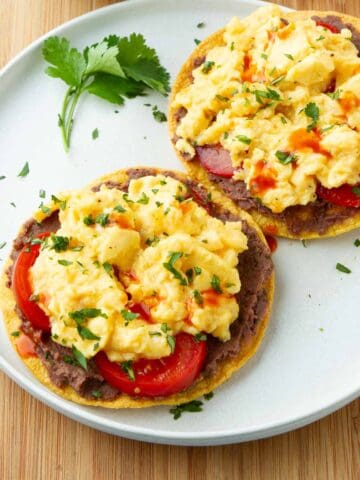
(196, 145, 234, 178)
(317, 183, 360, 207)
(95, 332, 207, 397)
(315, 19, 339, 34)
(12, 233, 51, 332)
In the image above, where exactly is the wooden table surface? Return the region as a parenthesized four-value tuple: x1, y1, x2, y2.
(1, 0, 360, 478)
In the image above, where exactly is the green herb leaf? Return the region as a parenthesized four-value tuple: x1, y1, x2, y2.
(336, 263, 351, 274)
(86, 73, 145, 104)
(211, 274, 222, 293)
(194, 38, 201, 45)
(121, 309, 139, 326)
(0, 241, 6, 250)
(137, 192, 150, 204)
(194, 332, 207, 342)
(354, 239, 360, 247)
(327, 89, 341, 100)
(284, 53, 294, 60)
(84, 38, 125, 77)
(121, 360, 135, 381)
(83, 214, 95, 225)
(352, 186, 360, 197)
(202, 61, 215, 74)
(51, 195, 67, 210)
(116, 33, 170, 95)
(58, 259, 73, 266)
(204, 391, 214, 401)
(43, 37, 86, 87)
(95, 213, 109, 226)
(114, 204, 126, 213)
(91, 390, 103, 399)
(102, 262, 113, 276)
(11, 331, 20, 337)
(17, 162, 30, 178)
(167, 335, 176, 353)
(236, 135, 252, 145)
(197, 22, 205, 28)
(193, 289, 203, 305)
(39, 189, 46, 198)
(194, 266, 202, 276)
(169, 400, 203, 420)
(69, 308, 107, 324)
(163, 251, 187, 286)
(0, 176, 6, 180)
(77, 326, 100, 341)
(50, 234, 70, 252)
(72, 345, 87, 370)
(304, 102, 320, 131)
(275, 150, 297, 165)
(151, 105, 167, 122)
(92, 128, 99, 139)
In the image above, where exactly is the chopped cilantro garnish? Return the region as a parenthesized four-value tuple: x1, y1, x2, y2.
(186, 268, 194, 283)
(152, 188, 159, 194)
(11, 331, 20, 337)
(91, 390, 102, 399)
(121, 309, 139, 326)
(51, 194, 67, 210)
(316, 35, 325, 41)
(17, 162, 30, 178)
(352, 186, 360, 197)
(152, 105, 167, 123)
(92, 128, 99, 140)
(204, 391, 214, 401)
(95, 213, 109, 226)
(145, 236, 160, 246)
(304, 102, 319, 131)
(163, 251, 187, 285)
(261, 53, 268, 60)
(0, 176, 6, 180)
(39, 189, 46, 198)
(166, 335, 176, 353)
(58, 259, 73, 266)
(149, 331, 161, 337)
(194, 332, 207, 342)
(72, 345, 87, 370)
(216, 94, 229, 102)
(275, 150, 297, 165)
(197, 22, 205, 28)
(253, 88, 281, 104)
(102, 262, 113, 276)
(354, 239, 360, 247)
(194, 38, 201, 45)
(280, 116, 287, 124)
(284, 53, 294, 60)
(121, 360, 135, 381)
(0, 241, 6, 250)
(122, 193, 134, 203)
(336, 263, 351, 274)
(159, 179, 167, 185)
(78, 326, 101, 341)
(193, 289, 203, 305)
(39, 202, 51, 215)
(202, 61, 215, 74)
(194, 266, 202, 275)
(211, 274, 222, 293)
(271, 75, 286, 86)
(137, 192, 150, 204)
(50, 234, 69, 252)
(69, 308, 107, 323)
(236, 135, 252, 145)
(327, 89, 341, 100)
(170, 400, 203, 420)
(83, 214, 95, 225)
(321, 125, 335, 133)
(114, 204, 126, 213)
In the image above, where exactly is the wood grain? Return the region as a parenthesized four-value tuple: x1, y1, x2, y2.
(1, 1, 360, 479)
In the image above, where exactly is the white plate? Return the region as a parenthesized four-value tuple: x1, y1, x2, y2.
(1, 0, 359, 446)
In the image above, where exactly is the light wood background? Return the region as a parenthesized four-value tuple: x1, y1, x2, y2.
(1, 1, 360, 479)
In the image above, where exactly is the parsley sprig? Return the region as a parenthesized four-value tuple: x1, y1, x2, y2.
(42, 34, 170, 151)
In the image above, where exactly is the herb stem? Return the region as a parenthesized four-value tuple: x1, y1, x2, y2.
(63, 87, 83, 151)
(60, 86, 75, 152)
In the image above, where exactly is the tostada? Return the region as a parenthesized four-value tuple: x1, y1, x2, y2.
(169, 6, 360, 239)
(0, 168, 274, 408)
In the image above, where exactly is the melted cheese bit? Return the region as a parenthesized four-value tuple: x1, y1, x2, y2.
(30, 175, 247, 361)
(173, 5, 360, 212)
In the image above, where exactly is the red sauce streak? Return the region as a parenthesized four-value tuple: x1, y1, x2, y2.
(289, 129, 332, 159)
(113, 217, 132, 229)
(249, 161, 277, 195)
(265, 235, 278, 253)
(15, 333, 37, 358)
(202, 290, 221, 307)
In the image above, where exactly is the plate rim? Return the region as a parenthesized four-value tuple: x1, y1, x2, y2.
(1, 0, 358, 446)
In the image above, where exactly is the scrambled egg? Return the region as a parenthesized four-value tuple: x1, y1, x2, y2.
(30, 175, 247, 361)
(173, 6, 360, 212)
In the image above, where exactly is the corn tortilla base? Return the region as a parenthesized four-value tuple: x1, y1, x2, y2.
(168, 10, 360, 239)
(0, 167, 274, 408)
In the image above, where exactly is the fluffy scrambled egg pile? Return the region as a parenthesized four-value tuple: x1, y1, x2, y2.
(174, 5, 360, 212)
(30, 175, 247, 361)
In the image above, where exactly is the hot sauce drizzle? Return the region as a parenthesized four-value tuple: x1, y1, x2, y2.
(289, 129, 332, 159)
